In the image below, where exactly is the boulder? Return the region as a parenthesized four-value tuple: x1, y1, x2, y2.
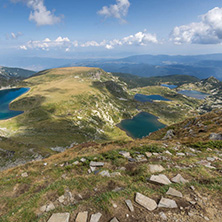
(171, 174, 188, 184)
(89, 212, 102, 222)
(135, 192, 157, 211)
(150, 174, 171, 185)
(76, 211, 88, 222)
(166, 187, 183, 198)
(119, 151, 131, 158)
(48, 213, 70, 222)
(145, 152, 152, 158)
(148, 164, 165, 173)
(158, 197, 178, 208)
(46, 202, 55, 212)
(99, 170, 110, 177)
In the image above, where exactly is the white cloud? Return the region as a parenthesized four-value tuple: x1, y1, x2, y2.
(11, 0, 62, 26)
(19, 31, 159, 51)
(171, 7, 222, 44)
(98, 0, 130, 23)
(6, 32, 23, 40)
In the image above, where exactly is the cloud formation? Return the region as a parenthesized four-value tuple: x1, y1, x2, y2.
(19, 31, 159, 52)
(11, 0, 62, 26)
(98, 0, 130, 23)
(6, 32, 23, 40)
(171, 7, 222, 44)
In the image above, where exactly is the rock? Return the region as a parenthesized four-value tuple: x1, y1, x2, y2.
(162, 129, 175, 140)
(145, 152, 152, 158)
(149, 174, 171, 185)
(209, 133, 222, 140)
(73, 161, 79, 165)
(158, 197, 178, 208)
(136, 155, 147, 162)
(166, 187, 183, 198)
(190, 186, 195, 191)
(176, 152, 185, 156)
(99, 170, 110, 177)
(135, 192, 157, 211)
(80, 158, 86, 163)
(89, 212, 102, 222)
(90, 166, 97, 172)
(118, 167, 126, 171)
(46, 202, 55, 212)
(164, 151, 172, 155)
(153, 152, 159, 156)
(207, 157, 215, 162)
(159, 212, 167, 220)
(58, 195, 65, 203)
(48, 213, 70, 222)
(148, 164, 165, 173)
(110, 172, 121, 177)
(125, 199, 134, 212)
(171, 174, 188, 184)
(110, 218, 119, 222)
(196, 160, 216, 169)
(90, 161, 104, 167)
(21, 172, 28, 177)
(112, 203, 117, 208)
(76, 211, 88, 222)
(112, 187, 124, 192)
(40, 205, 47, 212)
(128, 158, 136, 162)
(119, 151, 131, 158)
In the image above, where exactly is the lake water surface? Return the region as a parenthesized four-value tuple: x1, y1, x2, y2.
(0, 88, 29, 120)
(118, 112, 166, 139)
(161, 84, 177, 89)
(134, 94, 171, 102)
(178, 90, 209, 100)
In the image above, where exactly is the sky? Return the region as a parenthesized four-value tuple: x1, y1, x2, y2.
(1, 0, 222, 60)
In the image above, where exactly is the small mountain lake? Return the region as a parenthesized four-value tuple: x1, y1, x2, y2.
(134, 94, 171, 102)
(178, 90, 209, 100)
(118, 112, 166, 139)
(0, 88, 29, 120)
(161, 84, 177, 89)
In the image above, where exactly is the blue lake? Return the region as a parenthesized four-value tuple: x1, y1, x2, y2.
(134, 94, 171, 102)
(178, 90, 209, 100)
(0, 88, 29, 120)
(118, 112, 166, 139)
(161, 84, 177, 89)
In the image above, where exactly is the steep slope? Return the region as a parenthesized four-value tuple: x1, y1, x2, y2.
(0, 109, 221, 222)
(0, 66, 35, 88)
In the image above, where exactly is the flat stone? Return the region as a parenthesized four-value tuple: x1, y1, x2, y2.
(80, 158, 86, 163)
(119, 151, 131, 158)
(128, 158, 136, 162)
(21, 172, 28, 177)
(110, 218, 119, 222)
(73, 161, 79, 165)
(90, 161, 104, 167)
(135, 192, 157, 211)
(166, 187, 183, 198)
(145, 152, 152, 158)
(48, 213, 70, 222)
(90, 166, 97, 172)
(158, 197, 178, 208)
(176, 152, 185, 156)
(148, 164, 165, 173)
(76, 211, 88, 222)
(150, 174, 171, 185)
(136, 155, 147, 162)
(153, 152, 159, 156)
(125, 199, 134, 212)
(171, 174, 188, 184)
(46, 202, 55, 212)
(164, 151, 172, 155)
(89, 212, 102, 222)
(207, 157, 215, 162)
(99, 170, 110, 177)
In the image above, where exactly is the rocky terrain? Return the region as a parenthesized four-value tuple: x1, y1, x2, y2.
(0, 109, 221, 222)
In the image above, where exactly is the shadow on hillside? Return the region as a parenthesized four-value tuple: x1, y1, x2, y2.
(9, 94, 110, 148)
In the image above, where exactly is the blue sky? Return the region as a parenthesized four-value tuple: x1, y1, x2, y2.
(1, 0, 222, 59)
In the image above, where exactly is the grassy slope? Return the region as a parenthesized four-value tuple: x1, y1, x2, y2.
(0, 120, 221, 221)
